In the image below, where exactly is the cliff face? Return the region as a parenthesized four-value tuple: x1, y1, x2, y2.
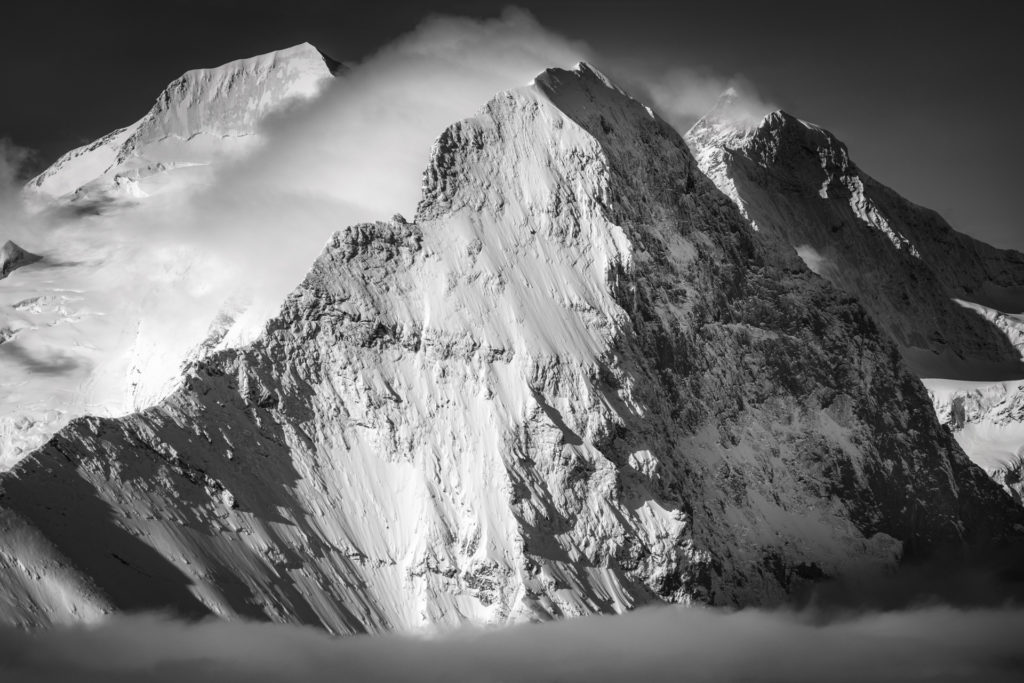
(687, 101, 1024, 380)
(1, 64, 1016, 631)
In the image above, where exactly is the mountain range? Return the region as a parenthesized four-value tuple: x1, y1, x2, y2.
(0, 44, 1021, 630)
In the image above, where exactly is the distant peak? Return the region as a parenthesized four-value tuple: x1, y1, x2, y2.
(687, 86, 778, 146)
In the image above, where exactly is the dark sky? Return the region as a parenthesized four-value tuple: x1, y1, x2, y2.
(2, 0, 1021, 249)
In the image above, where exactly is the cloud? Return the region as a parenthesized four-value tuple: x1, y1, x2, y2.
(0, 139, 35, 243)
(0, 139, 34, 195)
(634, 67, 777, 134)
(0, 340, 87, 377)
(1, 606, 1022, 683)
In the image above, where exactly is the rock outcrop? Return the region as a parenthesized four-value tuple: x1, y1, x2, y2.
(0, 241, 41, 280)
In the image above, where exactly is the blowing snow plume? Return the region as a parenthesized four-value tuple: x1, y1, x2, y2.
(1, 607, 1023, 683)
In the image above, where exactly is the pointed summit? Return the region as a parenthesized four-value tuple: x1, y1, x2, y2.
(687, 88, 768, 153)
(0, 240, 41, 279)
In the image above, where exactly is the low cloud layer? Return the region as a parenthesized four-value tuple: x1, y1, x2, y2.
(1, 606, 1022, 682)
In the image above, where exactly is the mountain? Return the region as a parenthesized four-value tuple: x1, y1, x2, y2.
(0, 241, 41, 280)
(686, 94, 1024, 497)
(26, 42, 338, 206)
(0, 45, 338, 470)
(687, 93, 1024, 381)
(0, 63, 1017, 631)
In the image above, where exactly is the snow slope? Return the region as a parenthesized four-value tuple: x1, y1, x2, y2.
(0, 45, 337, 469)
(0, 64, 1016, 630)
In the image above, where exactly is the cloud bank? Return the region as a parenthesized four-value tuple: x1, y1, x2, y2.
(1, 606, 1022, 683)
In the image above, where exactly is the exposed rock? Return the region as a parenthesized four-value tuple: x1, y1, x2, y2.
(0, 241, 42, 280)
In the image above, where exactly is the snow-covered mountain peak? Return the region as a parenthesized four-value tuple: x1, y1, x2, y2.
(137, 42, 337, 143)
(27, 43, 338, 200)
(744, 110, 854, 177)
(535, 63, 654, 121)
(418, 62, 663, 222)
(686, 85, 1024, 382)
(687, 88, 767, 145)
(563, 61, 626, 94)
(685, 90, 777, 192)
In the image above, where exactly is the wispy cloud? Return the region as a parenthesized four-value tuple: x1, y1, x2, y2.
(639, 68, 777, 133)
(0, 340, 86, 377)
